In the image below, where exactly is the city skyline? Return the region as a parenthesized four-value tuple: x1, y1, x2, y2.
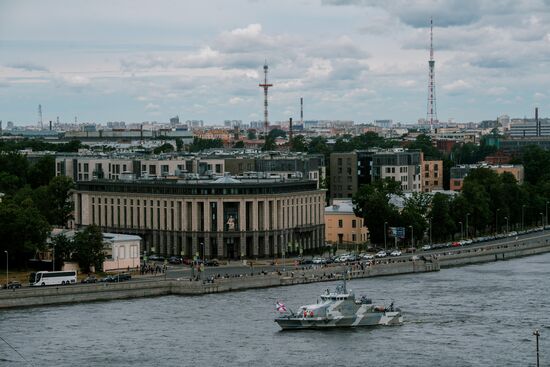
(1, 0, 550, 125)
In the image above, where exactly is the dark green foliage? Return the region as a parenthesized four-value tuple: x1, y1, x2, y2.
(0, 199, 51, 267)
(353, 179, 402, 245)
(0, 139, 84, 153)
(73, 225, 105, 272)
(51, 233, 75, 271)
(233, 141, 245, 148)
(247, 130, 257, 140)
(290, 135, 307, 152)
(175, 137, 184, 152)
(153, 143, 175, 154)
(189, 137, 224, 152)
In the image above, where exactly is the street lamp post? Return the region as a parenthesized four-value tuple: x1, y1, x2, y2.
(540, 212, 544, 227)
(429, 217, 432, 246)
(522, 205, 526, 231)
(384, 222, 388, 252)
(200, 242, 205, 280)
(459, 221, 463, 240)
(408, 225, 414, 248)
(546, 201, 549, 228)
(495, 208, 500, 235)
(504, 217, 509, 234)
(4, 251, 8, 288)
(280, 234, 285, 273)
(465, 213, 470, 239)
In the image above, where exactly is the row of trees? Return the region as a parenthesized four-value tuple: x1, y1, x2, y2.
(0, 150, 104, 271)
(353, 162, 550, 247)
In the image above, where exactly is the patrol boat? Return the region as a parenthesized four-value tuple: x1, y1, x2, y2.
(274, 278, 402, 330)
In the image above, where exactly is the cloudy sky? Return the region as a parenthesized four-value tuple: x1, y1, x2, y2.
(1, 0, 550, 126)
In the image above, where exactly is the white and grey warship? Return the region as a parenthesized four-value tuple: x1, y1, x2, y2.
(274, 278, 403, 330)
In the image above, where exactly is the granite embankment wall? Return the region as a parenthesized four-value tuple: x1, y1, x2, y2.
(1, 235, 549, 310)
(0, 261, 438, 309)
(438, 235, 550, 268)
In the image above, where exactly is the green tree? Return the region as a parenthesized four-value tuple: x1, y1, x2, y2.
(189, 137, 224, 152)
(28, 155, 55, 188)
(73, 225, 105, 272)
(233, 141, 245, 148)
(175, 137, 184, 152)
(247, 130, 257, 140)
(290, 135, 307, 152)
(268, 129, 286, 139)
(429, 193, 456, 242)
(353, 178, 402, 245)
(51, 233, 75, 271)
(400, 192, 431, 246)
(153, 143, 175, 154)
(0, 199, 51, 266)
(262, 135, 276, 151)
(46, 176, 75, 227)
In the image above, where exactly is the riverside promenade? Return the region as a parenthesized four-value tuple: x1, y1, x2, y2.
(1, 229, 550, 309)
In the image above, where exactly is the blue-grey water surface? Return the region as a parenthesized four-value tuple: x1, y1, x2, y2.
(1, 253, 549, 367)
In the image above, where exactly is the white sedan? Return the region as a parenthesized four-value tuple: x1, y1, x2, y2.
(375, 251, 387, 258)
(421, 245, 431, 251)
(390, 250, 402, 257)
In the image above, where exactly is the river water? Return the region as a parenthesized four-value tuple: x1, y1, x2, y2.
(1, 253, 549, 367)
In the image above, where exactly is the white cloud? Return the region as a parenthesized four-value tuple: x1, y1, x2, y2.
(443, 79, 471, 93)
(145, 102, 160, 111)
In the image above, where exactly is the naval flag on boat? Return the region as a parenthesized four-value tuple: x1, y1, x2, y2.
(276, 301, 287, 313)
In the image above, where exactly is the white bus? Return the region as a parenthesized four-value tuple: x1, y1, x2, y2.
(29, 271, 77, 286)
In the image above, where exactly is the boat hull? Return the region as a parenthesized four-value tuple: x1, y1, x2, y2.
(275, 312, 402, 330)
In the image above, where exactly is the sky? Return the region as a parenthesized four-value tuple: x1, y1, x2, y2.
(1, 0, 550, 126)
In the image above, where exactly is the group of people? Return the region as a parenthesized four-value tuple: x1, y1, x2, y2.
(140, 263, 166, 276)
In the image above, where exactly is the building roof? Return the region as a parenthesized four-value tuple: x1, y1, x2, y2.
(103, 233, 142, 242)
(325, 200, 355, 214)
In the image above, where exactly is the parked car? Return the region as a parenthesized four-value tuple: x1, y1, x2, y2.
(312, 257, 326, 264)
(168, 256, 182, 264)
(375, 251, 387, 258)
(148, 255, 164, 262)
(362, 254, 375, 260)
(99, 275, 117, 283)
(116, 273, 132, 281)
(421, 245, 432, 251)
(451, 242, 461, 247)
(81, 275, 98, 284)
(390, 250, 402, 257)
(3, 281, 21, 289)
(204, 259, 219, 267)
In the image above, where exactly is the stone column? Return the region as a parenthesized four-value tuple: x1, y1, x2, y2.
(240, 232, 246, 258)
(217, 233, 224, 258)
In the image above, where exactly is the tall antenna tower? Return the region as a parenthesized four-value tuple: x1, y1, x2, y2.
(38, 104, 43, 129)
(258, 61, 273, 137)
(426, 18, 438, 128)
(300, 97, 303, 125)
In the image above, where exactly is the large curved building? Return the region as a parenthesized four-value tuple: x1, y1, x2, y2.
(73, 174, 326, 259)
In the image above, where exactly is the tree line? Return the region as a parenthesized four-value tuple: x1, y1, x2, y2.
(353, 144, 550, 246)
(0, 149, 103, 271)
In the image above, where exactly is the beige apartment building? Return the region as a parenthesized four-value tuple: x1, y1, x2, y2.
(421, 160, 444, 192)
(73, 175, 326, 259)
(324, 200, 368, 246)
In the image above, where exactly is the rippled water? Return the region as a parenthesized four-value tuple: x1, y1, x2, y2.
(1, 253, 549, 367)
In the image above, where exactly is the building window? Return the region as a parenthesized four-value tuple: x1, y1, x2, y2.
(352, 219, 357, 228)
(434, 180, 439, 186)
(352, 233, 356, 242)
(338, 219, 343, 228)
